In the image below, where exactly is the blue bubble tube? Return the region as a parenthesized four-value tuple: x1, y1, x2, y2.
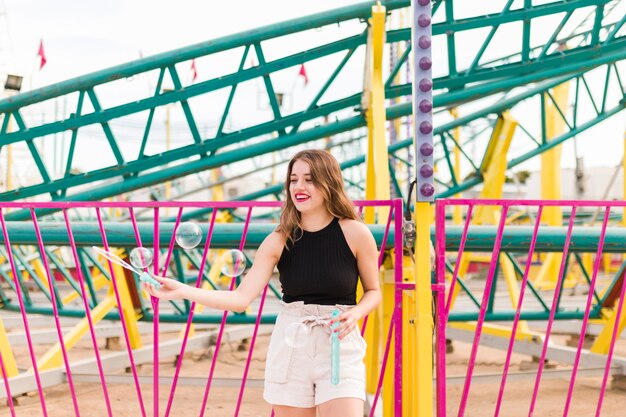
(331, 309, 340, 385)
(92, 246, 161, 289)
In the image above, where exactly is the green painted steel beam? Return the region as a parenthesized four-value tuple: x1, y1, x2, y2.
(434, 0, 608, 34)
(5, 54, 624, 209)
(3, 219, 626, 253)
(0, 0, 410, 114)
(443, 225, 626, 253)
(0, 221, 394, 249)
(448, 311, 597, 322)
(6, 65, 621, 222)
(0, 303, 279, 324)
(4, 18, 621, 149)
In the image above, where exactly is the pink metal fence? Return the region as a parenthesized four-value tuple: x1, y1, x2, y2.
(0, 199, 403, 416)
(435, 199, 626, 417)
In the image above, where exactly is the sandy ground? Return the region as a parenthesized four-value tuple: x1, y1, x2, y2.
(444, 339, 626, 417)
(3, 330, 273, 417)
(3, 327, 626, 417)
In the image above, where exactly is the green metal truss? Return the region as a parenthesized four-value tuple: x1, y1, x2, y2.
(0, 0, 624, 215)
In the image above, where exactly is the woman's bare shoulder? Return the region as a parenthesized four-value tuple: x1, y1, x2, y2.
(258, 230, 286, 257)
(338, 218, 371, 236)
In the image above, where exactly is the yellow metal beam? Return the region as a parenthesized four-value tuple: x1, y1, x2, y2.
(364, 3, 390, 224)
(37, 260, 142, 371)
(447, 113, 533, 336)
(37, 295, 118, 371)
(0, 318, 18, 377)
(535, 82, 570, 289)
(414, 202, 433, 417)
(449, 112, 517, 308)
(450, 108, 463, 225)
(591, 303, 626, 354)
(361, 4, 391, 410)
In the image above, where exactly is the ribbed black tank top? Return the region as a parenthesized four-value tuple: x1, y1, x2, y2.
(278, 217, 359, 305)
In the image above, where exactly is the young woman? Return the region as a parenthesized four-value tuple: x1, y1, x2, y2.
(144, 149, 381, 417)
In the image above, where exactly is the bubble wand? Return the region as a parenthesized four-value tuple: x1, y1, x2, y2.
(91, 246, 162, 289)
(331, 309, 340, 385)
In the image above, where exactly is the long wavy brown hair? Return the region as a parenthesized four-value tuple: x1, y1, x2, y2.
(277, 149, 359, 246)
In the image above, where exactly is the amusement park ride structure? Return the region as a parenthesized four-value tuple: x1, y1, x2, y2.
(0, 1, 625, 416)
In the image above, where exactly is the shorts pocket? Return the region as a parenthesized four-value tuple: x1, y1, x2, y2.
(347, 327, 367, 352)
(264, 316, 293, 384)
(338, 329, 367, 383)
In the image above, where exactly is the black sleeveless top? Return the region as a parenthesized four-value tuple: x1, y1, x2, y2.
(277, 217, 359, 305)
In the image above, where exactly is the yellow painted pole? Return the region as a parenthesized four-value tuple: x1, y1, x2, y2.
(591, 304, 626, 354)
(362, 4, 394, 413)
(401, 264, 416, 417)
(364, 3, 391, 224)
(535, 82, 570, 289)
(361, 0, 390, 405)
(414, 202, 433, 416)
(0, 318, 18, 377)
(37, 296, 118, 370)
(38, 257, 143, 370)
(448, 113, 517, 309)
(450, 108, 463, 225)
(110, 262, 143, 349)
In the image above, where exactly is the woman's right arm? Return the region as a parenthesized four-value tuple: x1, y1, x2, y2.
(143, 231, 284, 313)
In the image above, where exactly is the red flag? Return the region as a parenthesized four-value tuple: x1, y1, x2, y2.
(298, 64, 308, 86)
(37, 39, 47, 70)
(190, 59, 198, 82)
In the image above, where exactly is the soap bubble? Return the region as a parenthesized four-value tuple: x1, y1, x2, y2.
(284, 322, 310, 348)
(129, 247, 153, 269)
(175, 222, 203, 249)
(220, 249, 247, 277)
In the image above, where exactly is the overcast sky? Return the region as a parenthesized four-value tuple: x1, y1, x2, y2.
(1, 0, 625, 179)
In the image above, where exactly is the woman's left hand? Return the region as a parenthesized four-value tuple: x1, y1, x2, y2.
(330, 309, 363, 340)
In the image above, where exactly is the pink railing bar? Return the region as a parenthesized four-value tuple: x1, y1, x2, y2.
(436, 198, 626, 208)
(369, 308, 397, 417)
(62, 209, 113, 416)
(0, 208, 49, 416)
(493, 206, 544, 417)
(0, 199, 403, 416)
(153, 207, 184, 277)
(528, 205, 578, 416)
(234, 268, 270, 417)
(0, 199, 417, 209)
(435, 200, 447, 417)
(164, 209, 217, 417)
(393, 198, 403, 416)
(563, 206, 611, 416)
(94, 207, 147, 417)
(362, 204, 394, 336)
(457, 205, 509, 417)
(152, 207, 160, 417)
(596, 253, 626, 416)
(445, 204, 474, 316)
(30, 209, 81, 416)
(198, 206, 253, 417)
